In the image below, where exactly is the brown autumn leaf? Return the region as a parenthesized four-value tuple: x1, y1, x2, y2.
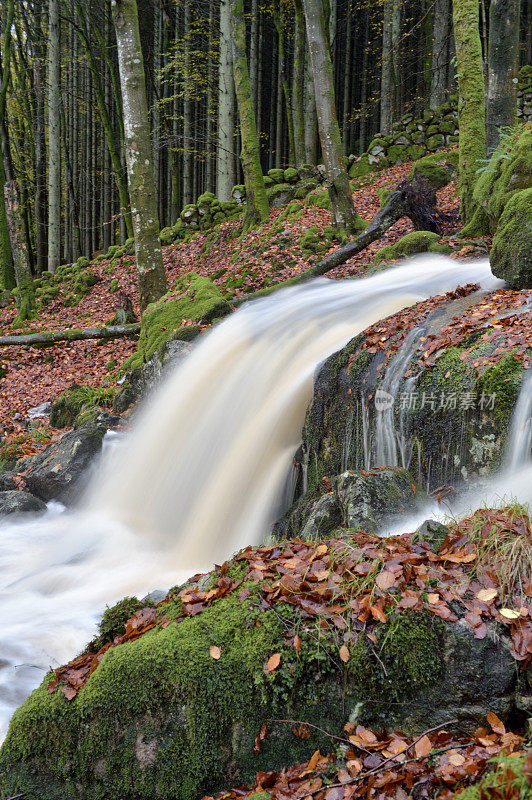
(292, 723, 311, 740)
(266, 652, 281, 672)
(253, 722, 269, 753)
(414, 735, 432, 758)
(370, 605, 387, 623)
(476, 588, 498, 603)
(339, 644, 350, 663)
(487, 711, 506, 735)
(375, 569, 396, 590)
(294, 634, 302, 651)
(448, 752, 466, 766)
(209, 645, 221, 660)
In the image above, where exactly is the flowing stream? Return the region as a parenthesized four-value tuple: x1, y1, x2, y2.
(0, 255, 529, 741)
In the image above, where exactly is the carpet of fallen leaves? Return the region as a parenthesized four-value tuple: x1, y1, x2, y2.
(49, 499, 532, 702)
(349, 286, 532, 381)
(201, 722, 531, 800)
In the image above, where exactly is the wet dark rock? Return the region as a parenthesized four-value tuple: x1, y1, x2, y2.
(0, 471, 17, 491)
(23, 426, 105, 504)
(73, 407, 120, 430)
(0, 490, 47, 516)
(113, 338, 194, 413)
(273, 467, 426, 540)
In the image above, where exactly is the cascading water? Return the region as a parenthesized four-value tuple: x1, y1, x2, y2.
(0, 255, 523, 741)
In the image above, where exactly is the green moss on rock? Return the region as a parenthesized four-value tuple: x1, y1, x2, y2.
(305, 189, 331, 210)
(374, 231, 446, 263)
(133, 272, 231, 365)
(490, 187, 532, 288)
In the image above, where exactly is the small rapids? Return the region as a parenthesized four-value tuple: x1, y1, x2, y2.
(0, 256, 529, 741)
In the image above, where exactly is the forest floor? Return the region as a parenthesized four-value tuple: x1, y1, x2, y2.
(0, 155, 501, 461)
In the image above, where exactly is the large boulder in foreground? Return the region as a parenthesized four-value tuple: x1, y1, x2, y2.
(490, 188, 532, 288)
(0, 594, 519, 800)
(0, 490, 46, 516)
(1, 515, 528, 800)
(23, 426, 105, 503)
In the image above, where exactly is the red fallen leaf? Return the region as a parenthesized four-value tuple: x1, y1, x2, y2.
(487, 711, 506, 735)
(415, 735, 432, 757)
(370, 605, 387, 623)
(266, 652, 281, 672)
(61, 685, 77, 701)
(292, 723, 311, 740)
(253, 722, 269, 753)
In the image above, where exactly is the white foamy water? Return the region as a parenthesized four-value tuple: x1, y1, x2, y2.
(0, 256, 516, 740)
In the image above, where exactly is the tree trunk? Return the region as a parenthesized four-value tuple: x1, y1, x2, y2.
(430, 0, 451, 108)
(272, 4, 296, 164)
(486, 0, 520, 155)
(452, 0, 486, 223)
(48, 0, 61, 272)
(111, 0, 168, 310)
(229, 0, 269, 228)
(304, 44, 318, 163)
(302, 0, 365, 235)
(217, 0, 237, 200)
(4, 181, 36, 320)
(0, 323, 140, 347)
(0, 0, 15, 290)
(293, 0, 306, 164)
(380, 0, 394, 134)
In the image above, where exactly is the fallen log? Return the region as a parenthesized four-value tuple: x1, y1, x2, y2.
(234, 171, 452, 307)
(0, 323, 140, 347)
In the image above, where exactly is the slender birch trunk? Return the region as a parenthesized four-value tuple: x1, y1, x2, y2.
(111, 0, 167, 309)
(217, 0, 236, 199)
(302, 0, 365, 235)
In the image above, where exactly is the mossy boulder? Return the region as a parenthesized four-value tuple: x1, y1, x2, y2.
(305, 189, 331, 210)
(267, 183, 296, 207)
(0, 583, 518, 799)
(490, 188, 532, 288)
(76, 256, 90, 269)
(410, 151, 458, 190)
(133, 272, 230, 366)
(159, 226, 176, 245)
(267, 168, 285, 184)
(374, 231, 450, 263)
(283, 167, 300, 184)
(473, 123, 532, 231)
(348, 154, 375, 179)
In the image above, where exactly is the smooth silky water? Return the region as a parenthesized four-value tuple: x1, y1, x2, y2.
(0, 255, 529, 741)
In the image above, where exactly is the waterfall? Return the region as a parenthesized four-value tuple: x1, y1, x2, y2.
(0, 256, 512, 739)
(505, 369, 532, 470)
(373, 326, 427, 467)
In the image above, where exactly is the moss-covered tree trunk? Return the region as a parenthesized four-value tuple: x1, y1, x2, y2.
(217, 0, 237, 200)
(4, 181, 36, 321)
(0, 0, 15, 290)
(452, 0, 486, 223)
(111, 0, 168, 311)
(47, 0, 61, 272)
(302, 0, 365, 236)
(293, 0, 307, 164)
(229, 0, 269, 229)
(486, 0, 520, 155)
